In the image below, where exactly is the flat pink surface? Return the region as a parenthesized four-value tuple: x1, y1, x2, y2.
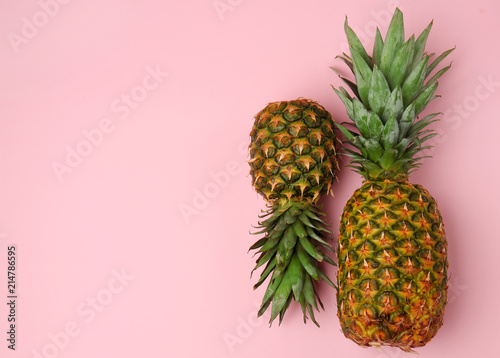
(1, 0, 499, 357)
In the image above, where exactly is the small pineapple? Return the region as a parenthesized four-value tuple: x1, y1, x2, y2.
(248, 99, 338, 326)
(332, 9, 453, 351)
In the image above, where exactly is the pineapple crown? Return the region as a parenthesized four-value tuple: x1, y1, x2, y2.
(333, 8, 454, 180)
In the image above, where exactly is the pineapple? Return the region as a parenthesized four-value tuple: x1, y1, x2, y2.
(248, 99, 338, 326)
(332, 9, 453, 351)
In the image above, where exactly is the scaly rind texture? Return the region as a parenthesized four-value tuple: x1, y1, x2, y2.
(337, 180, 448, 351)
(249, 99, 338, 202)
(334, 8, 454, 180)
(250, 200, 336, 326)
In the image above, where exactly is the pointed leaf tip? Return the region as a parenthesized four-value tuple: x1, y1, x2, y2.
(379, 8, 405, 77)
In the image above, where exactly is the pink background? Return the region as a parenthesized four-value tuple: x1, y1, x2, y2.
(1, 0, 499, 357)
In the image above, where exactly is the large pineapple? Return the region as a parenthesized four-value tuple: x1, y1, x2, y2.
(248, 99, 338, 326)
(332, 9, 453, 351)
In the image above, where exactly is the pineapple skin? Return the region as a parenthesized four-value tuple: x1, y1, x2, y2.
(249, 99, 337, 203)
(337, 179, 448, 350)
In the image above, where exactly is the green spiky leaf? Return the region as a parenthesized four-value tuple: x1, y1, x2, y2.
(411, 20, 433, 73)
(379, 8, 404, 77)
(427, 47, 455, 76)
(335, 122, 356, 141)
(402, 56, 429, 105)
(373, 27, 384, 67)
(352, 99, 371, 138)
(350, 48, 373, 105)
(253, 257, 277, 289)
(270, 270, 292, 323)
(367, 111, 384, 139)
(387, 36, 414, 89)
(378, 148, 399, 170)
(407, 113, 440, 138)
(398, 102, 416, 141)
(288, 254, 305, 301)
(414, 81, 439, 115)
(382, 115, 400, 150)
(297, 244, 319, 280)
(381, 86, 403, 123)
(368, 66, 391, 116)
(365, 139, 384, 163)
(332, 86, 354, 119)
(345, 18, 371, 66)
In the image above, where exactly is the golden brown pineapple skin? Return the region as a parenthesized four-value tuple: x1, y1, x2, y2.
(337, 179, 448, 351)
(249, 99, 337, 203)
